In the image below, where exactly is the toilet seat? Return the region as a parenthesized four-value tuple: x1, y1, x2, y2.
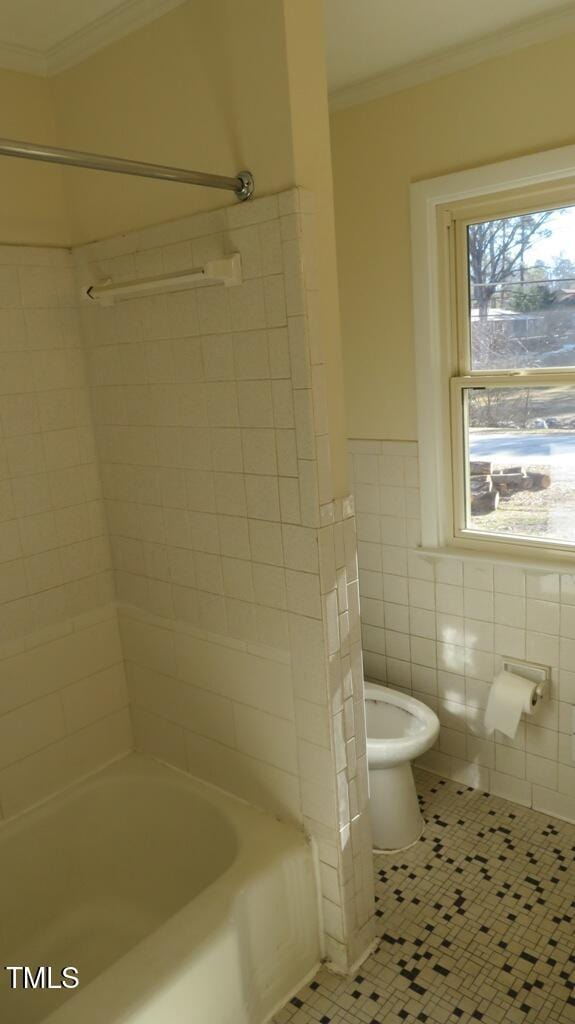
(365, 683, 440, 768)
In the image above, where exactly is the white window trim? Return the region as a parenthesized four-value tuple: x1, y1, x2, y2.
(411, 143, 575, 573)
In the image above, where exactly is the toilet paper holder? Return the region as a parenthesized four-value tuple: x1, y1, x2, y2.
(502, 658, 550, 706)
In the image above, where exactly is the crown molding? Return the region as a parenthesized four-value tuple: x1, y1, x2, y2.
(329, 2, 575, 112)
(45, 0, 188, 74)
(0, 40, 47, 76)
(0, 0, 188, 78)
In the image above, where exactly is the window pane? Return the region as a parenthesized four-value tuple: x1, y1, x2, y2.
(468, 204, 575, 370)
(465, 385, 575, 543)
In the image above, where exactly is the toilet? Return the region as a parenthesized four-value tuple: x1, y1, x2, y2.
(365, 682, 440, 852)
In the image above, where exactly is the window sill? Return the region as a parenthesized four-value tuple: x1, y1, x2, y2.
(417, 543, 575, 577)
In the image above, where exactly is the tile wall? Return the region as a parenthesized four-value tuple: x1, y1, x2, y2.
(349, 438, 575, 824)
(0, 246, 130, 819)
(76, 190, 374, 970)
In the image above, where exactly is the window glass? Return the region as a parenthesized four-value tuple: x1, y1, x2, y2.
(464, 385, 575, 543)
(468, 205, 575, 370)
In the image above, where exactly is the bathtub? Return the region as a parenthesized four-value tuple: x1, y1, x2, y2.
(0, 754, 321, 1024)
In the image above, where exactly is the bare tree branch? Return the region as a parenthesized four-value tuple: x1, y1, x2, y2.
(469, 212, 554, 317)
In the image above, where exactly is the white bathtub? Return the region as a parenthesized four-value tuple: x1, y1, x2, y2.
(0, 754, 320, 1024)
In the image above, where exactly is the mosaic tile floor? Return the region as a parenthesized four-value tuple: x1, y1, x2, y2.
(273, 770, 575, 1024)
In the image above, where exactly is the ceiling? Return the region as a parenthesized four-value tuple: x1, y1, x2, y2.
(0, 0, 186, 74)
(0, 0, 126, 52)
(0, 0, 573, 104)
(324, 0, 575, 106)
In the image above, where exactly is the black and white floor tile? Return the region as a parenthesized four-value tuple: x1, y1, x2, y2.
(273, 770, 575, 1024)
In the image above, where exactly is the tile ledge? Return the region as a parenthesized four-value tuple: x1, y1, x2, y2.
(417, 544, 575, 577)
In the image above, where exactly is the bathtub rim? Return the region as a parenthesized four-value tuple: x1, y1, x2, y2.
(0, 752, 321, 1024)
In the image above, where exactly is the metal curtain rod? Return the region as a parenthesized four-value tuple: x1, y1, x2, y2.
(0, 136, 254, 201)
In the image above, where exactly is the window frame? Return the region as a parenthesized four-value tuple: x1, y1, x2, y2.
(410, 144, 575, 570)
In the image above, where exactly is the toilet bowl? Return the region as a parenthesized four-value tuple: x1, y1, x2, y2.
(365, 682, 440, 852)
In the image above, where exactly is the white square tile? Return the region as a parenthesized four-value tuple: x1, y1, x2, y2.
(404, 551, 429, 585)
(245, 475, 280, 521)
(385, 629, 411, 662)
(526, 573, 560, 601)
(463, 562, 493, 591)
(436, 583, 462, 616)
(282, 524, 318, 573)
(559, 669, 575, 702)
(525, 753, 557, 789)
(384, 602, 409, 633)
(525, 723, 558, 760)
(218, 516, 250, 560)
(437, 641, 465, 675)
(560, 573, 575, 606)
(436, 613, 464, 647)
(495, 744, 525, 778)
(435, 559, 463, 586)
(494, 593, 525, 628)
(205, 382, 239, 427)
(356, 513, 380, 544)
(285, 570, 321, 619)
(411, 664, 437, 695)
(409, 607, 436, 640)
(408, 578, 435, 610)
(526, 630, 559, 668)
(378, 455, 404, 486)
(411, 636, 436, 669)
(379, 486, 406, 517)
(532, 784, 575, 822)
(489, 770, 532, 806)
(241, 428, 277, 475)
(359, 568, 383, 601)
(494, 565, 525, 596)
(201, 335, 234, 380)
(494, 624, 525, 659)
(463, 588, 493, 622)
(560, 603, 575, 639)
(237, 381, 273, 427)
(253, 563, 286, 609)
(381, 515, 407, 546)
(234, 704, 297, 774)
(381, 546, 407, 576)
(526, 599, 559, 636)
(464, 618, 494, 652)
(383, 573, 408, 605)
(354, 484, 380, 515)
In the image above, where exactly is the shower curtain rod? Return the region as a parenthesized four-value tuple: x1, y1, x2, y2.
(0, 136, 254, 201)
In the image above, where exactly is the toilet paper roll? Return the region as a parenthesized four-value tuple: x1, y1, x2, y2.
(484, 669, 538, 739)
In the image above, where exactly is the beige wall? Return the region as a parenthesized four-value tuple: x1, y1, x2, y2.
(283, 0, 347, 494)
(51, 0, 295, 245)
(331, 31, 575, 442)
(0, 2, 294, 248)
(0, 70, 69, 246)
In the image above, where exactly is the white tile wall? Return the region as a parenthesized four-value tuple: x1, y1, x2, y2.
(76, 190, 374, 971)
(0, 247, 130, 818)
(349, 438, 575, 825)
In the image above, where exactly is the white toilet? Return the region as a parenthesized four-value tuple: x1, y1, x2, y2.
(365, 682, 440, 852)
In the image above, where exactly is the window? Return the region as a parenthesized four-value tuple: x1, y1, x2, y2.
(411, 146, 575, 565)
(452, 201, 575, 551)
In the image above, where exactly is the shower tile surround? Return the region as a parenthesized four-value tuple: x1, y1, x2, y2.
(349, 438, 575, 824)
(0, 246, 130, 818)
(72, 190, 375, 970)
